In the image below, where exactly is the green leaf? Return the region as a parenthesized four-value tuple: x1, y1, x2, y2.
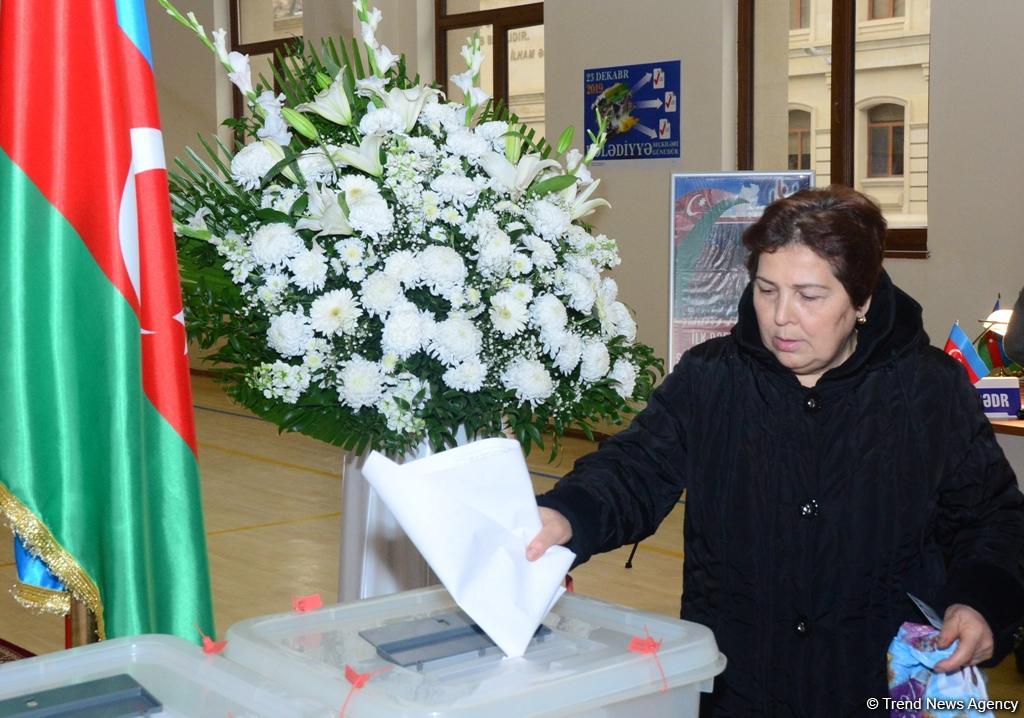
(529, 174, 577, 196)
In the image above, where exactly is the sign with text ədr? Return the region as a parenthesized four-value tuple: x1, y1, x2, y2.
(583, 60, 681, 161)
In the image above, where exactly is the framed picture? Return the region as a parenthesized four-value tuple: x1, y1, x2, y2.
(668, 171, 814, 368)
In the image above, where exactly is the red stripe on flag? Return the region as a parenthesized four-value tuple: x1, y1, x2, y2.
(0, 1, 197, 453)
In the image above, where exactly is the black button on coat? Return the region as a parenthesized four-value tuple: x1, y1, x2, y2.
(537, 272, 1024, 717)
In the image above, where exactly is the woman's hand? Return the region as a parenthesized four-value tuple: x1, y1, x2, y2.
(525, 508, 573, 561)
(932, 603, 994, 672)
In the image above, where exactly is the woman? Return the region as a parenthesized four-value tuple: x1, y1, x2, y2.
(527, 187, 1024, 717)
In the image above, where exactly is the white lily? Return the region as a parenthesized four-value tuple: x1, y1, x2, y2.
(362, 85, 441, 132)
(561, 178, 611, 220)
(479, 152, 561, 199)
(212, 28, 230, 66)
(375, 44, 400, 75)
(295, 185, 353, 237)
(296, 73, 353, 126)
(332, 133, 384, 177)
(451, 69, 474, 97)
(226, 51, 253, 96)
(355, 75, 388, 98)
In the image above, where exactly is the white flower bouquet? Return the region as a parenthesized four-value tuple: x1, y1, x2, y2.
(161, 0, 661, 456)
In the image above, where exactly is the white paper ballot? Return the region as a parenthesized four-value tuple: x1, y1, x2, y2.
(361, 437, 576, 658)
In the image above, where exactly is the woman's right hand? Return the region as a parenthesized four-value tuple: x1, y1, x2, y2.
(525, 507, 573, 561)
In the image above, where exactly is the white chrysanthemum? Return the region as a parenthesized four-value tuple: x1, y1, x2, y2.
(501, 357, 554, 405)
(418, 101, 465, 134)
(360, 271, 403, 316)
(529, 199, 572, 240)
(509, 253, 533, 276)
(379, 373, 429, 434)
(580, 339, 611, 382)
(336, 238, 366, 266)
(532, 293, 568, 334)
(440, 206, 463, 225)
(338, 175, 381, 205)
(476, 229, 513, 274)
(310, 288, 362, 336)
(382, 306, 432, 359)
(475, 120, 509, 151)
(560, 271, 597, 313)
(404, 135, 437, 156)
(609, 301, 638, 341)
(430, 316, 482, 366)
(418, 246, 467, 295)
(251, 223, 304, 268)
(359, 107, 405, 135)
(383, 250, 419, 286)
(521, 234, 556, 268)
(288, 245, 328, 292)
(297, 146, 339, 183)
(348, 195, 393, 239)
(347, 266, 367, 283)
(489, 292, 529, 337)
(508, 282, 534, 305)
(230, 141, 278, 190)
(267, 308, 314, 358)
(554, 332, 583, 374)
(430, 173, 479, 207)
(337, 356, 385, 409)
(428, 225, 447, 242)
(442, 358, 488, 392)
(445, 129, 489, 160)
(608, 358, 638, 398)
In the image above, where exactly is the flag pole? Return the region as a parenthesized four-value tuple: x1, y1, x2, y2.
(70, 596, 99, 647)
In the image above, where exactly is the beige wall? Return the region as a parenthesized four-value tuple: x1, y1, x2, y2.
(545, 0, 738, 365)
(151, 0, 1023, 370)
(885, 0, 1024, 347)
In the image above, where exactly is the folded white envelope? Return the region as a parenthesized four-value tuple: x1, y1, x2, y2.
(361, 437, 576, 658)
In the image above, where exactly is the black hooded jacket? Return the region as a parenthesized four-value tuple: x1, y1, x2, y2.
(537, 272, 1024, 717)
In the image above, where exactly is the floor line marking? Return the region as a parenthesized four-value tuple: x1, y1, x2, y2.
(207, 512, 341, 537)
(198, 442, 341, 480)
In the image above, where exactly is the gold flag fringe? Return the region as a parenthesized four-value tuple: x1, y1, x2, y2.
(11, 582, 71, 615)
(0, 483, 105, 640)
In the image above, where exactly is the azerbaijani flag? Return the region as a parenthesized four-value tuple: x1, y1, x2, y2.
(0, 0, 214, 640)
(944, 322, 990, 384)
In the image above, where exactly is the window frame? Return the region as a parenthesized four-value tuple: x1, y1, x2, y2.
(866, 115, 904, 178)
(790, 0, 810, 30)
(228, 1, 303, 123)
(737, 0, 927, 258)
(869, 0, 904, 20)
(433, 1, 543, 108)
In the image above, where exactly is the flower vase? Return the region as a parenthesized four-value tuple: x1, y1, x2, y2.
(338, 427, 469, 602)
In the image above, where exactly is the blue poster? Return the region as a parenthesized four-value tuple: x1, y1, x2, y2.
(583, 60, 681, 161)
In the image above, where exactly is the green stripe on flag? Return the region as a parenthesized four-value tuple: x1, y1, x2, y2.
(0, 148, 214, 640)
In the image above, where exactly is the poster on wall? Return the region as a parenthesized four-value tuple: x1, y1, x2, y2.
(668, 172, 814, 368)
(583, 60, 681, 161)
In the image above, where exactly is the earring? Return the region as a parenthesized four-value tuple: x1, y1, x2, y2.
(856, 315, 867, 325)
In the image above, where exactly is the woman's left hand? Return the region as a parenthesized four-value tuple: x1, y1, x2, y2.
(932, 603, 994, 673)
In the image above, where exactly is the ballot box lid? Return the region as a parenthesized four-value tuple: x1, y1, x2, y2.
(0, 634, 332, 717)
(224, 586, 726, 718)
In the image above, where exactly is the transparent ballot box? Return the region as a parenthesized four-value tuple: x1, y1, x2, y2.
(224, 586, 727, 718)
(0, 634, 332, 717)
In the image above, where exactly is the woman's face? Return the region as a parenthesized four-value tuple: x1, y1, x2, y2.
(752, 243, 870, 388)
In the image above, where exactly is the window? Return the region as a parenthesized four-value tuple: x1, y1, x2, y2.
(791, 0, 810, 30)
(866, 104, 904, 177)
(739, 0, 929, 257)
(788, 110, 811, 169)
(229, 1, 304, 122)
(869, 0, 905, 20)
(434, 1, 543, 136)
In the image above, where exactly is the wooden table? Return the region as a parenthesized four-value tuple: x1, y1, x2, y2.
(992, 419, 1024, 437)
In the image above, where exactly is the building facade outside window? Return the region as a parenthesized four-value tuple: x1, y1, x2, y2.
(867, 103, 904, 177)
(869, 0, 905, 20)
(788, 109, 811, 169)
(790, 0, 810, 30)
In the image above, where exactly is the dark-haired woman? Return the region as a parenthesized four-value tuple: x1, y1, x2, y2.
(527, 187, 1024, 717)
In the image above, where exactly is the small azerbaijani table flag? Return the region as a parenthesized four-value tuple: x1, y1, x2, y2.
(0, 0, 214, 641)
(944, 322, 990, 384)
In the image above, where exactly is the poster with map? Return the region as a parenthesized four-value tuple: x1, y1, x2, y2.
(669, 172, 814, 368)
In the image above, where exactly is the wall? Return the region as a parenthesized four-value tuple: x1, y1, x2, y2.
(545, 0, 738, 365)
(884, 0, 1024, 345)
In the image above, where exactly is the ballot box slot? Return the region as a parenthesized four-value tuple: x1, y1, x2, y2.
(0, 673, 161, 718)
